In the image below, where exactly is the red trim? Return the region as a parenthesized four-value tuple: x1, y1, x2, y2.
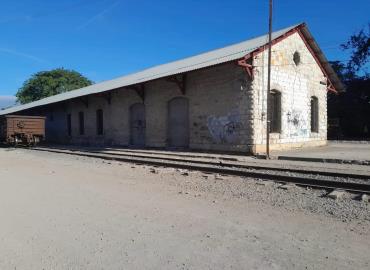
(296, 28, 337, 93)
(327, 83, 337, 94)
(236, 24, 338, 93)
(237, 59, 254, 79)
(248, 26, 301, 60)
(236, 26, 300, 81)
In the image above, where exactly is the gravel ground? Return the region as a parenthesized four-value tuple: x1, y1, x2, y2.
(161, 169, 370, 225)
(10, 147, 370, 225)
(131, 164, 368, 225)
(26, 148, 370, 228)
(0, 148, 369, 269)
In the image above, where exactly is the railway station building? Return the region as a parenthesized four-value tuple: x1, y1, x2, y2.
(0, 23, 343, 154)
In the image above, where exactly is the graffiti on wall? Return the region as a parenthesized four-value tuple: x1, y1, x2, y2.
(207, 112, 242, 144)
(286, 109, 308, 137)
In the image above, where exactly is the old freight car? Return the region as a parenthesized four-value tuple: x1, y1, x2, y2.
(0, 115, 46, 146)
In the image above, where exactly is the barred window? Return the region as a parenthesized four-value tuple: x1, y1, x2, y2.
(96, 109, 104, 135)
(269, 90, 282, 133)
(311, 96, 319, 132)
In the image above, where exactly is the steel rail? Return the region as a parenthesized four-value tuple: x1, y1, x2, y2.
(34, 146, 370, 180)
(28, 147, 370, 194)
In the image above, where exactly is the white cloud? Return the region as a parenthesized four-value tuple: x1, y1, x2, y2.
(77, 0, 121, 30)
(0, 96, 16, 101)
(0, 96, 17, 109)
(0, 48, 47, 63)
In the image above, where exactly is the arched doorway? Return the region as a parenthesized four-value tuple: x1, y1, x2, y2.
(168, 97, 189, 148)
(130, 103, 146, 147)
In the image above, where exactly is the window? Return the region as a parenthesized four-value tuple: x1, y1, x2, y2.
(293, 51, 301, 66)
(79, 112, 85, 135)
(96, 109, 104, 135)
(67, 114, 72, 136)
(311, 96, 319, 132)
(269, 90, 281, 133)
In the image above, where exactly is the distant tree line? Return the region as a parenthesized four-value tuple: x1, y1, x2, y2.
(328, 23, 369, 140)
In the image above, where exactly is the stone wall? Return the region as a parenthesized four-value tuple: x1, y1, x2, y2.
(32, 31, 329, 154)
(43, 62, 253, 152)
(251, 32, 327, 153)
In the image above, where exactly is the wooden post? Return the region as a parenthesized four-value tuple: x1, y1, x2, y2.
(266, 0, 273, 159)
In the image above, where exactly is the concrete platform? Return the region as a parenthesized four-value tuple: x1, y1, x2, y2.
(271, 142, 370, 165)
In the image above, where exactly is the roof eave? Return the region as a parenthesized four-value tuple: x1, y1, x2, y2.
(298, 24, 345, 93)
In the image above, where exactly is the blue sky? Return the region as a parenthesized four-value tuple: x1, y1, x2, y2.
(0, 0, 369, 107)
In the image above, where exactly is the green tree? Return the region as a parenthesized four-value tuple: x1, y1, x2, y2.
(328, 24, 370, 139)
(341, 23, 369, 77)
(16, 68, 93, 104)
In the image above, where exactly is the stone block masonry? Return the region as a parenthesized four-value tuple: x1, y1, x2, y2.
(251, 32, 327, 153)
(30, 30, 329, 154)
(42, 62, 254, 153)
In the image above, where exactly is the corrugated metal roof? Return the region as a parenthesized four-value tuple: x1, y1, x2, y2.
(1, 23, 340, 116)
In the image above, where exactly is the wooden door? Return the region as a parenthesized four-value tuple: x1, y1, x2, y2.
(168, 97, 189, 148)
(130, 103, 146, 146)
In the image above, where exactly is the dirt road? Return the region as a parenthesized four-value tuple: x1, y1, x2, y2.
(0, 149, 369, 269)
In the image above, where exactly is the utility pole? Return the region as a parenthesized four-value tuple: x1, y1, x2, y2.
(266, 0, 273, 159)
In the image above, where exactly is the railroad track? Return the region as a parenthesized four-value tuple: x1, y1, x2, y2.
(29, 146, 370, 194)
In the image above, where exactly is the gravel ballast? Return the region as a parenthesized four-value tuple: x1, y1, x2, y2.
(0, 148, 369, 270)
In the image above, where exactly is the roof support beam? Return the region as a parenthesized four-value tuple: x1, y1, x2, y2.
(79, 96, 89, 108)
(128, 84, 145, 102)
(102, 92, 112, 105)
(167, 74, 187, 95)
(236, 25, 339, 93)
(236, 26, 301, 81)
(237, 57, 254, 80)
(327, 82, 336, 93)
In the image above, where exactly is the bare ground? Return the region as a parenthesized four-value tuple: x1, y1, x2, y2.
(0, 148, 369, 270)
